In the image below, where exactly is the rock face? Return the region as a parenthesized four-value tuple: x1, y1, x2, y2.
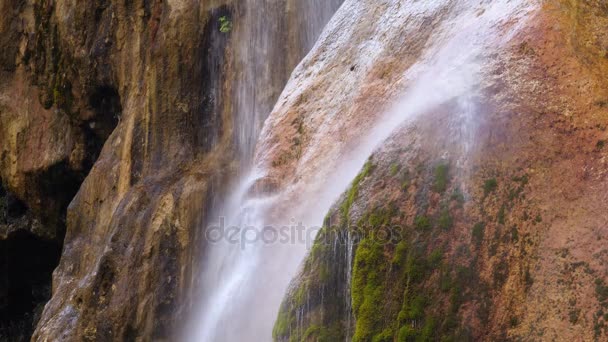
(0, 0, 342, 340)
(265, 0, 608, 341)
(1, 0, 607, 340)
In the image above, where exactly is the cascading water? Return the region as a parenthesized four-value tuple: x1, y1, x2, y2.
(232, 0, 345, 164)
(188, 0, 536, 341)
(186, 0, 343, 341)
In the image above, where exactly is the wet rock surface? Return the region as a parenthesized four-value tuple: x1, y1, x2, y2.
(1, 0, 342, 340)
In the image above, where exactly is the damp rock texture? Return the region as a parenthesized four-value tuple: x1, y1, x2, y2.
(0, 0, 342, 340)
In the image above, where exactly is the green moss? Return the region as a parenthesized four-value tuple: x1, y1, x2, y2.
(53, 87, 62, 105)
(372, 328, 394, 342)
(391, 163, 400, 176)
(301, 325, 339, 342)
(568, 309, 580, 324)
(341, 160, 374, 222)
(433, 164, 450, 193)
(273, 308, 294, 339)
(597, 140, 606, 151)
(404, 294, 428, 320)
(507, 188, 520, 203)
(438, 207, 453, 230)
(353, 284, 386, 342)
(497, 205, 506, 225)
(401, 169, 411, 192)
(449, 283, 463, 314)
(471, 222, 485, 247)
(319, 264, 330, 282)
(427, 248, 443, 269)
(294, 282, 308, 307)
(398, 324, 417, 342)
(512, 174, 529, 185)
(351, 240, 384, 303)
(510, 226, 518, 243)
(524, 268, 534, 289)
(595, 278, 608, 304)
(492, 257, 509, 288)
(483, 178, 498, 196)
(392, 241, 408, 266)
(419, 316, 437, 341)
(439, 268, 452, 293)
(369, 208, 392, 228)
(404, 247, 429, 284)
(414, 216, 431, 231)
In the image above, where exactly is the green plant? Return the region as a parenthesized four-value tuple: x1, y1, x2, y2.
(433, 164, 450, 193)
(510, 316, 519, 327)
(483, 178, 498, 196)
(390, 163, 400, 176)
(428, 248, 443, 269)
(400, 169, 410, 192)
(493, 257, 509, 287)
(597, 140, 606, 151)
(414, 216, 431, 231)
(439, 270, 452, 293)
(595, 278, 608, 303)
(524, 268, 534, 289)
(419, 316, 437, 341)
(497, 205, 506, 225)
(510, 226, 519, 243)
(569, 309, 580, 324)
(400, 294, 426, 321)
(398, 325, 416, 342)
(438, 207, 453, 230)
(404, 247, 429, 283)
(218, 16, 232, 33)
(472, 222, 485, 247)
(512, 174, 529, 185)
(392, 241, 408, 266)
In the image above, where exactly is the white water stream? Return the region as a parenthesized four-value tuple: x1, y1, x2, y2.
(188, 0, 537, 341)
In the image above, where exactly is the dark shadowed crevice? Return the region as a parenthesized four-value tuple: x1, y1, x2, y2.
(0, 230, 62, 342)
(84, 85, 122, 170)
(36, 161, 84, 225)
(193, 5, 232, 152)
(0, 84, 121, 341)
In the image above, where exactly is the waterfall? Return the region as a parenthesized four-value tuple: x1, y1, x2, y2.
(232, 0, 345, 164)
(185, 0, 343, 341)
(187, 0, 536, 341)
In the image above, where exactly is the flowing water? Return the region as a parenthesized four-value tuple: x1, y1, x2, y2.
(188, 0, 537, 341)
(233, 0, 345, 164)
(187, 0, 343, 341)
